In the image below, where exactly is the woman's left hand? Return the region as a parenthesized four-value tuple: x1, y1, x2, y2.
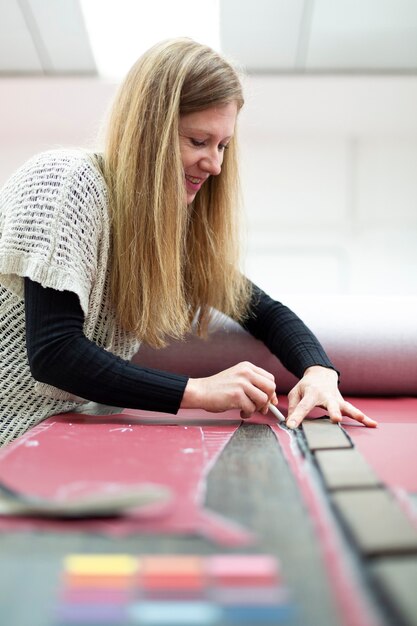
(285, 365, 378, 429)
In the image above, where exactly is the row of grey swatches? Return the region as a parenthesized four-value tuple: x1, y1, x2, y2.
(301, 418, 417, 626)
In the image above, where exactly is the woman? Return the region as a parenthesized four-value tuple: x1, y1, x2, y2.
(0, 39, 377, 446)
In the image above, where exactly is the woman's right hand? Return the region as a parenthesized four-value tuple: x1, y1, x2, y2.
(181, 361, 278, 419)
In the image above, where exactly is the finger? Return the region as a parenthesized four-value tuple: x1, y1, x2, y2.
(259, 402, 269, 416)
(261, 399, 279, 416)
(241, 383, 276, 419)
(286, 397, 317, 429)
(268, 403, 286, 422)
(341, 401, 378, 428)
(240, 404, 257, 420)
(241, 375, 276, 412)
(326, 400, 343, 424)
(236, 365, 276, 398)
(287, 387, 302, 416)
(247, 362, 276, 382)
(238, 393, 257, 420)
(248, 371, 276, 397)
(237, 382, 266, 412)
(286, 384, 320, 428)
(260, 391, 280, 416)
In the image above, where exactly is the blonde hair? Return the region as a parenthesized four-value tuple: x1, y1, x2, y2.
(103, 38, 251, 348)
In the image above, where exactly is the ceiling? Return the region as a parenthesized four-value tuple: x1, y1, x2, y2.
(1, 0, 417, 76)
(0, 0, 96, 74)
(221, 0, 417, 73)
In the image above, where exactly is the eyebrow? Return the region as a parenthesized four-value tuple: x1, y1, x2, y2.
(180, 127, 233, 141)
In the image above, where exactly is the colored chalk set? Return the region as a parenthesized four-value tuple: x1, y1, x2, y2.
(55, 553, 295, 625)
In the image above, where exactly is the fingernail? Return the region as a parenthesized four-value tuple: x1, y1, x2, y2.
(287, 419, 297, 429)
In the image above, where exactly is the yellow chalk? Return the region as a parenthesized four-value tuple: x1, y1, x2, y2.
(64, 554, 139, 576)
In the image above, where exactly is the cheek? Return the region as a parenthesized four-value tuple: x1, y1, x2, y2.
(180, 145, 193, 171)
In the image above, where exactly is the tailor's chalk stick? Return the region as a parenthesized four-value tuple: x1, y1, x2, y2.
(268, 404, 286, 423)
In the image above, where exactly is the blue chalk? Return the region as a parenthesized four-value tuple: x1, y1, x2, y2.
(129, 600, 221, 625)
(222, 602, 295, 623)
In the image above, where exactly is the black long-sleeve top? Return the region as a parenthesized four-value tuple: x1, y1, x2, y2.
(24, 278, 335, 413)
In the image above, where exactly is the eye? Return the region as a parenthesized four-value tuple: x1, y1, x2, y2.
(218, 143, 229, 151)
(191, 139, 206, 147)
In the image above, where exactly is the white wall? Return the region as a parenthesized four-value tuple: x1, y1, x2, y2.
(1, 75, 416, 297)
(239, 76, 417, 297)
(0, 77, 113, 176)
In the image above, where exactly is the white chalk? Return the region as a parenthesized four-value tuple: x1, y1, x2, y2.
(268, 403, 286, 423)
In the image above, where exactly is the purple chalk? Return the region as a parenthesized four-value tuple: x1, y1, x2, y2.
(55, 602, 128, 623)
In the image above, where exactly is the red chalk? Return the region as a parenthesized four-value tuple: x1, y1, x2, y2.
(64, 573, 134, 589)
(140, 555, 205, 590)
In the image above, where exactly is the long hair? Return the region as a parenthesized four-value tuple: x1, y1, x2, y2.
(103, 38, 251, 348)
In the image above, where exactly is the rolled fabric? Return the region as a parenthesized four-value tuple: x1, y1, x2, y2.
(132, 296, 417, 396)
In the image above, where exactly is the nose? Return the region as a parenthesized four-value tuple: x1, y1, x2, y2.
(200, 149, 222, 176)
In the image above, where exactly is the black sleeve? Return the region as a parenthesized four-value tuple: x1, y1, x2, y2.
(241, 282, 337, 380)
(24, 278, 188, 413)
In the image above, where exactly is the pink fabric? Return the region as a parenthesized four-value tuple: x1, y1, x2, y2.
(1, 397, 415, 626)
(132, 296, 417, 396)
(341, 397, 417, 492)
(0, 409, 252, 545)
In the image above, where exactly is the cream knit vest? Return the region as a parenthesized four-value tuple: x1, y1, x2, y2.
(0, 150, 139, 446)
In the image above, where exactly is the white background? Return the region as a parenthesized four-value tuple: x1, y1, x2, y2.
(1, 73, 416, 298)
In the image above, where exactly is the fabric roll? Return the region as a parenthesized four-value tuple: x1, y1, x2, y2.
(132, 296, 417, 396)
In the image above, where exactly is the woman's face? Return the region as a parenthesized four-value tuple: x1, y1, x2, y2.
(179, 102, 238, 204)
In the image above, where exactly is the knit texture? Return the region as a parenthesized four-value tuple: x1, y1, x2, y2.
(0, 150, 139, 445)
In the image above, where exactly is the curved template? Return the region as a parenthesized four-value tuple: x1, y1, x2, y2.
(0, 410, 253, 545)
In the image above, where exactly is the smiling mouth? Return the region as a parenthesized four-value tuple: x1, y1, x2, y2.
(185, 175, 203, 184)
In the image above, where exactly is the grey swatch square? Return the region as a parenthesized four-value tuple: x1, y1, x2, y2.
(302, 418, 352, 451)
(332, 489, 417, 556)
(315, 448, 380, 490)
(370, 556, 417, 626)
